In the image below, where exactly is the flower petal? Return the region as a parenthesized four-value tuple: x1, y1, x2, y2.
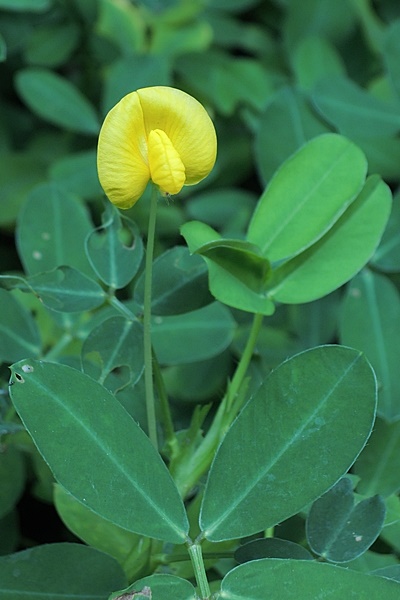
(97, 91, 150, 209)
(148, 129, 186, 195)
(137, 87, 217, 186)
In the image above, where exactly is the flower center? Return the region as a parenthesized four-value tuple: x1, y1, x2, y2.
(147, 129, 186, 196)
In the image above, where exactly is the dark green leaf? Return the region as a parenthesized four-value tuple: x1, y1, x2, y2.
(200, 346, 376, 541)
(235, 538, 313, 563)
(82, 316, 144, 391)
(306, 477, 386, 562)
(134, 246, 211, 316)
(220, 558, 400, 599)
(0, 153, 45, 226)
(0, 447, 25, 520)
(292, 35, 345, 89)
(0, 267, 106, 313)
(249, 133, 367, 262)
(340, 270, 400, 421)
(0, 543, 127, 600)
(85, 204, 143, 289)
(49, 150, 103, 200)
(254, 86, 331, 185)
(354, 418, 400, 497)
(312, 76, 400, 138)
(15, 68, 100, 134)
(9, 359, 189, 543)
(371, 191, 400, 272)
(0, 289, 41, 362)
(111, 574, 196, 600)
(383, 20, 400, 101)
(17, 182, 94, 276)
(0, 0, 50, 10)
(24, 23, 80, 67)
(54, 485, 150, 582)
(151, 302, 236, 365)
(266, 175, 391, 304)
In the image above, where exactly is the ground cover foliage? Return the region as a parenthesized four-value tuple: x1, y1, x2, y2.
(1, 0, 400, 598)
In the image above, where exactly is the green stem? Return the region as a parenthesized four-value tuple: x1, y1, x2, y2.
(108, 295, 136, 321)
(152, 354, 179, 457)
(173, 312, 264, 497)
(187, 544, 211, 600)
(143, 185, 159, 449)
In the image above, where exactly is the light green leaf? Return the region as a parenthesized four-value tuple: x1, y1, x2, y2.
(15, 68, 100, 134)
(200, 346, 376, 541)
(306, 477, 385, 562)
(17, 182, 95, 277)
(151, 302, 236, 365)
(340, 270, 400, 421)
(292, 35, 345, 89)
(0, 289, 41, 362)
(248, 133, 367, 262)
(220, 558, 400, 599)
(181, 221, 275, 315)
(266, 175, 391, 304)
(0, 543, 127, 599)
(9, 359, 189, 543)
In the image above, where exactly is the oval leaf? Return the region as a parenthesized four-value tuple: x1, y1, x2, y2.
(220, 558, 400, 599)
(0, 543, 127, 599)
(200, 346, 377, 541)
(9, 359, 189, 544)
(0, 289, 41, 362)
(248, 133, 367, 262)
(235, 538, 313, 563)
(266, 175, 392, 304)
(15, 68, 99, 134)
(112, 574, 197, 600)
(306, 477, 386, 562)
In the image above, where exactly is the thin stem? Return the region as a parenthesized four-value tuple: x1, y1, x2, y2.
(187, 544, 211, 600)
(172, 312, 264, 497)
(152, 354, 179, 457)
(143, 185, 159, 449)
(108, 295, 136, 321)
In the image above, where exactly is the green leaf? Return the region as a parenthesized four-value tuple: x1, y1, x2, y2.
(111, 574, 196, 600)
(9, 359, 189, 543)
(220, 558, 400, 599)
(354, 418, 400, 497)
(96, 0, 145, 56)
(0, 33, 6, 61)
(340, 270, 400, 421)
(54, 485, 150, 582)
(0, 0, 50, 9)
(248, 133, 367, 262)
(15, 68, 100, 134)
(0, 446, 25, 519)
(82, 316, 144, 391)
(371, 191, 400, 272)
(24, 23, 80, 67)
(85, 204, 143, 289)
(312, 76, 400, 138)
(235, 538, 313, 563)
(200, 346, 376, 541)
(292, 35, 345, 89)
(254, 86, 331, 185)
(0, 268, 106, 313)
(151, 302, 236, 365)
(49, 150, 103, 200)
(134, 246, 211, 316)
(382, 20, 400, 100)
(17, 182, 95, 277)
(0, 543, 127, 599)
(0, 289, 41, 362)
(181, 221, 275, 315)
(266, 175, 391, 304)
(306, 477, 386, 563)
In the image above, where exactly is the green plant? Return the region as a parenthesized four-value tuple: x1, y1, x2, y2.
(2, 1, 400, 599)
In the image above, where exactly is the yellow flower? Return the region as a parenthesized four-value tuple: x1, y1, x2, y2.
(97, 86, 217, 209)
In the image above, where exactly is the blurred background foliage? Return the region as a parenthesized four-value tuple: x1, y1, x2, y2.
(2, 0, 400, 562)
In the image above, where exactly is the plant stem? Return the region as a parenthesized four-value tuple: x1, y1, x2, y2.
(143, 185, 159, 449)
(152, 354, 179, 457)
(172, 312, 264, 497)
(187, 544, 211, 600)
